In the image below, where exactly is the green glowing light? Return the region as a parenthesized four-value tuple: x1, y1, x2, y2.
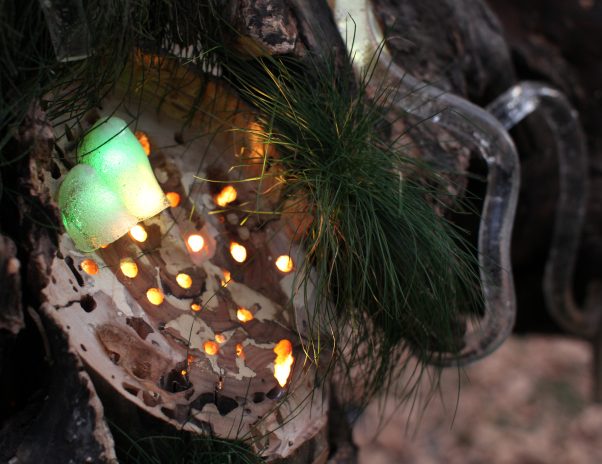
(77, 117, 170, 221)
(58, 164, 139, 251)
(59, 117, 170, 251)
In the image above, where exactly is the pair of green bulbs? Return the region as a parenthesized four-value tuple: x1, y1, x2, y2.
(59, 117, 170, 252)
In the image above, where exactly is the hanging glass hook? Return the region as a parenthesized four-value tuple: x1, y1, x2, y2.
(331, 0, 520, 365)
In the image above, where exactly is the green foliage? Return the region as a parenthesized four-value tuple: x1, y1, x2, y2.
(114, 430, 265, 464)
(216, 44, 483, 403)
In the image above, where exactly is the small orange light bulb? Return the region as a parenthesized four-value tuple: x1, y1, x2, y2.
(204, 341, 219, 355)
(130, 225, 147, 242)
(146, 288, 164, 305)
(176, 273, 192, 289)
(165, 192, 180, 208)
(236, 344, 245, 360)
(81, 259, 99, 275)
(273, 339, 294, 387)
(188, 235, 204, 252)
(215, 333, 227, 343)
(221, 269, 231, 286)
(135, 131, 151, 156)
(230, 242, 247, 262)
(191, 303, 201, 311)
(120, 258, 138, 278)
(216, 186, 237, 207)
(237, 308, 253, 322)
(275, 255, 294, 273)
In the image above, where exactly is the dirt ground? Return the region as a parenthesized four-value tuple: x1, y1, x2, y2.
(355, 334, 602, 464)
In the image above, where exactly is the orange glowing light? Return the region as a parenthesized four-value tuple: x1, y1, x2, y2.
(101, 244, 109, 249)
(191, 303, 201, 311)
(204, 341, 219, 355)
(222, 269, 231, 286)
(130, 225, 147, 242)
(188, 235, 204, 252)
(230, 242, 247, 262)
(176, 273, 192, 289)
(81, 259, 99, 275)
(275, 255, 294, 273)
(236, 344, 245, 360)
(135, 131, 151, 155)
(216, 185, 237, 207)
(273, 340, 293, 387)
(165, 192, 180, 207)
(120, 258, 138, 278)
(215, 333, 227, 343)
(181, 370, 187, 376)
(146, 288, 164, 305)
(237, 308, 253, 322)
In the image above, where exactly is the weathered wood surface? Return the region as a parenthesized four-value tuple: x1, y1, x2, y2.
(0, 235, 23, 369)
(39, 53, 329, 462)
(0, 103, 117, 464)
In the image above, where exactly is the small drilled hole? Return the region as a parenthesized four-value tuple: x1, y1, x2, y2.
(123, 383, 140, 397)
(80, 294, 96, 313)
(51, 161, 61, 179)
(80, 344, 87, 352)
(267, 385, 286, 401)
(142, 390, 161, 407)
(252, 392, 265, 404)
(161, 407, 176, 420)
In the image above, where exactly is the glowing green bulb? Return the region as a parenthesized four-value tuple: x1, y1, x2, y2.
(77, 117, 170, 221)
(59, 165, 138, 251)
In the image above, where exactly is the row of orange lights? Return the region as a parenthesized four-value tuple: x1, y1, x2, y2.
(79, 148, 294, 385)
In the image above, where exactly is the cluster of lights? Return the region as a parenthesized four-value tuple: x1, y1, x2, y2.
(76, 145, 300, 388)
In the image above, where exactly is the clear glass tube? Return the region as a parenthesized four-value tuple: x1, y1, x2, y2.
(333, 0, 520, 365)
(487, 82, 598, 337)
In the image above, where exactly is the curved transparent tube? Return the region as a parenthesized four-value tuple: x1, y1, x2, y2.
(487, 82, 599, 337)
(332, 0, 520, 365)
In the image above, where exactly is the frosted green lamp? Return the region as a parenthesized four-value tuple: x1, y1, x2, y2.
(59, 165, 139, 251)
(59, 117, 170, 251)
(78, 117, 170, 221)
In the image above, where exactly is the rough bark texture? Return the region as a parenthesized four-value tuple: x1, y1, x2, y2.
(372, 0, 516, 104)
(0, 235, 23, 370)
(0, 104, 117, 463)
(0, 304, 117, 464)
